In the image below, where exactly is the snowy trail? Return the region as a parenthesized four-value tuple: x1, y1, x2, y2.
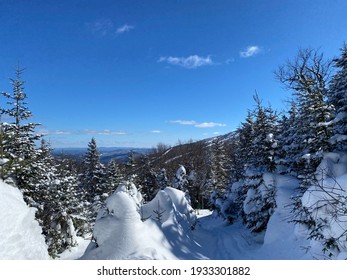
(191, 175, 314, 260)
(193, 216, 263, 260)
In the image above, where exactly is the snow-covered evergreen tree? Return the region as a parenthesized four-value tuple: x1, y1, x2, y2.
(172, 165, 191, 203)
(81, 138, 106, 198)
(206, 137, 230, 212)
(156, 168, 170, 190)
(136, 154, 157, 201)
(277, 101, 299, 174)
(276, 48, 333, 176)
(329, 43, 347, 151)
(240, 96, 278, 232)
(80, 138, 106, 223)
(0, 67, 42, 192)
(172, 165, 189, 191)
(276, 49, 334, 229)
(211, 137, 230, 192)
(30, 140, 88, 257)
(219, 113, 254, 222)
(105, 159, 123, 195)
(0, 119, 14, 180)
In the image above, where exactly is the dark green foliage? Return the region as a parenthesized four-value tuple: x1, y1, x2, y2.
(329, 43, 347, 151)
(0, 67, 41, 189)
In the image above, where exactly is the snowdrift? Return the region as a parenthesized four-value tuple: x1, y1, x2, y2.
(0, 180, 49, 259)
(81, 184, 198, 259)
(301, 152, 347, 258)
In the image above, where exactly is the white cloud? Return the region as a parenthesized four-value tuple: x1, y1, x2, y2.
(39, 129, 72, 136)
(116, 24, 134, 34)
(87, 20, 134, 36)
(170, 120, 197, 125)
(240, 45, 261, 58)
(195, 122, 227, 128)
(88, 19, 114, 36)
(84, 129, 128, 135)
(158, 55, 213, 69)
(52, 130, 72, 135)
(225, 58, 235, 64)
(150, 130, 161, 134)
(170, 120, 227, 128)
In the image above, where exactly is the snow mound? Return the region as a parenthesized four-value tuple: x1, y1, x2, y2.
(0, 180, 49, 259)
(258, 175, 313, 259)
(142, 187, 196, 229)
(81, 185, 198, 260)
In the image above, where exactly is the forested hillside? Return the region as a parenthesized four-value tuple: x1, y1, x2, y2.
(1, 44, 347, 259)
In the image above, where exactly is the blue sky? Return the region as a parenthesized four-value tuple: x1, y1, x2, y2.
(1, 0, 347, 148)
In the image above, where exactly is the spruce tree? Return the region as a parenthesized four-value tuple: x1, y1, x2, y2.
(80, 138, 106, 222)
(206, 137, 230, 212)
(277, 101, 299, 174)
(241, 96, 278, 232)
(329, 43, 347, 151)
(172, 165, 189, 191)
(211, 137, 229, 193)
(81, 138, 106, 198)
(105, 159, 123, 194)
(222, 112, 254, 220)
(276, 48, 334, 230)
(155, 168, 170, 190)
(275, 48, 333, 175)
(0, 67, 41, 191)
(35, 141, 83, 257)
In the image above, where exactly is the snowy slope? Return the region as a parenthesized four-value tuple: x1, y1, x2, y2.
(0, 180, 49, 259)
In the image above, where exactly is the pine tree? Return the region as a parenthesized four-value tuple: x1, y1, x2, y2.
(156, 168, 170, 190)
(238, 111, 255, 166)
(221, 113, 254, 220)
(0, 118, 14, 180)
(211, 137, 230, 192)
(105, 160, 123, 194)
(277, 101, 299, 174)
(275, 48, 333, 176)
(329, 43, 347, 151)
(276, 48, 334, 230)
(81, 138, 106, 198)
(54, 156, 90, 239)
(35, 141, 77, 257)
(172, 165, 191, 204)
(241, 96, 278, 232)
(206, 137, 230, 211)
(80, 138, 106, 223)
(0, 67, 42, 191)
(172, 165, 189, 192)
(136, 154, 156, 201)
(24, 140, 88, 258)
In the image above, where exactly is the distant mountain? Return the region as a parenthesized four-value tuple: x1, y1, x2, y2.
(52, 147, 152, 163)
(146, 131, 237, 178)
(51, 132, 236, 165)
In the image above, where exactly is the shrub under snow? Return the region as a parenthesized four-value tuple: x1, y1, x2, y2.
(81, 183, 197, 259)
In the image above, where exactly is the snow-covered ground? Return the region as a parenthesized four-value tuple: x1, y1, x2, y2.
(65, 175, 324, 260)
(66, 172, 347, 260)
(2, 154, 347, 260)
